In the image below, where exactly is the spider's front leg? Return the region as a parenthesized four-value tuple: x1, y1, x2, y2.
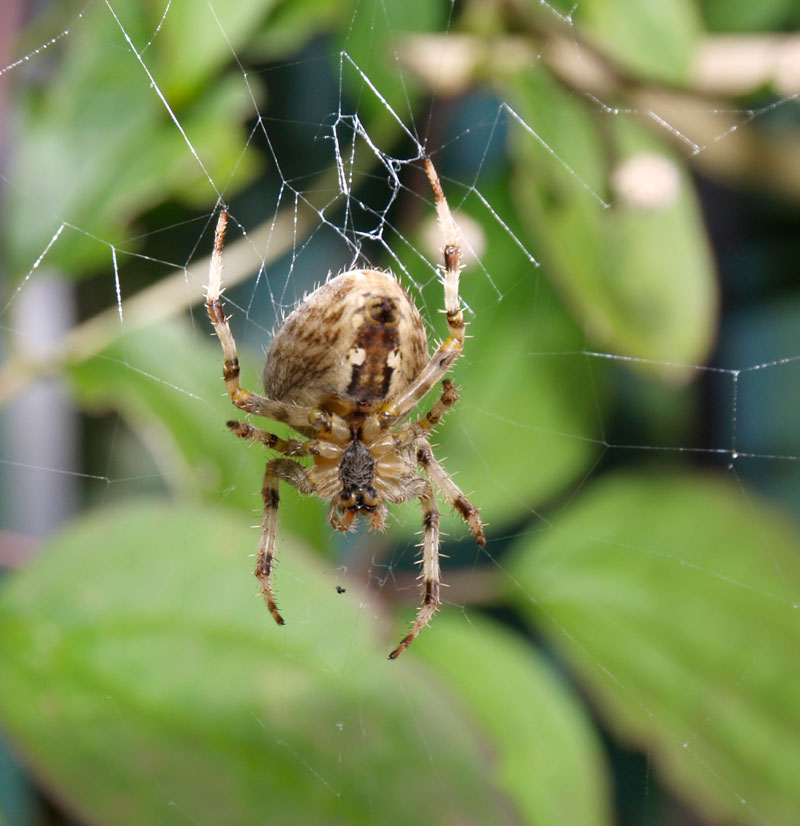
(389, 479, 441, 659)
(380, 158, 466, 427)
(205, 210, 349, 442)
(256, 458, 315, 625)
(424, 157, 466, 349)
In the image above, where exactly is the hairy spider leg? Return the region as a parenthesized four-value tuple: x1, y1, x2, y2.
(416, 441, 485, 547)
(380, 158, 466, 426)
(424, 157, 466, 349)
(369, 500, 388, 531)
(389, 479, 441, 659)
(205, 210, 349, 439)
(227, 420, 343, 460)
(390, 379, 460, 448)
(256, 458, 316, 625)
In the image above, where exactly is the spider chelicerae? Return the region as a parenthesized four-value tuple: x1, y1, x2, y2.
(205, 157, 485, 659)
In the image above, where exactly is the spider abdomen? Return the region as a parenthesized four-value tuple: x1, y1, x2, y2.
(263, 269, 428, 409)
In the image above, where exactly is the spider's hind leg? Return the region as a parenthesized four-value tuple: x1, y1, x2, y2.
(389, 479, 441, 659)
(256, 458, 315, 625)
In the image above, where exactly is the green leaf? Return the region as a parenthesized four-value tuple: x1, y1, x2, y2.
(575, 0, 701, 84)
(510, 71, 717, 379)
(4, 0, 261, 277)
(507, 471, 800, 826)
(700, 0, 796, 32)
(416, 614, 613, 826)
(0, 501, 522, 826)
(154, 0, 279, 101)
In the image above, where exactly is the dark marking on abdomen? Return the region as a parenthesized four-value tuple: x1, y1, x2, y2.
(347, 295, 400, 401)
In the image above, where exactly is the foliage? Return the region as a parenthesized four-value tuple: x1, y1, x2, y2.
(508, 472, 800, 826)
(0, 502, 611, 826)
(1, 1, 799, 825)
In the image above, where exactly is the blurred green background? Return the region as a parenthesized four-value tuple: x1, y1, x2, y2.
(1, 1, 799, 825)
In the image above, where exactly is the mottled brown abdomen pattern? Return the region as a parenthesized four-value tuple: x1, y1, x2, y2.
(263, 270, 428, 408)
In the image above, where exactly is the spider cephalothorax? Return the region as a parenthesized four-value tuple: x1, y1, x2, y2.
(206, 157, 485, 658)
(338, 439, 378, 511)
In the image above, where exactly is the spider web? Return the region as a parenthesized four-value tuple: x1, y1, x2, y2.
(1, 2, 799, 825)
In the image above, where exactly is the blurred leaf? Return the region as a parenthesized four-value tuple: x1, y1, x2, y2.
(510, 70, 717, 379)
(507, 471, 800, 826)
(575, 0, 701, 84)
(154, 0, 278, 100)
(250, 0, 347, 59)
(68, 320, 329, 550)
(337, 0, 443, 131)
(4, 0, 262, 277)
(0, 501, 523, 826)
(416, 614, 613, 826)
(700, 0, 797, 32)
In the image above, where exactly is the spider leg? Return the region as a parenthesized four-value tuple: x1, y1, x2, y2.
(389, 379, 460, 449)
(416, 440, 485, 547)
(424, 157, 466, 349)
(389, 479, 441, 659)
(380, 158, 465, 426)
(227, 420, 343, 459)
(255, 458, 315, 625)
(205, 211, 349, 441)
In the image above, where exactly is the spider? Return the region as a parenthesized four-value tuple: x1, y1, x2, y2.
(205, 157, 485, 659)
